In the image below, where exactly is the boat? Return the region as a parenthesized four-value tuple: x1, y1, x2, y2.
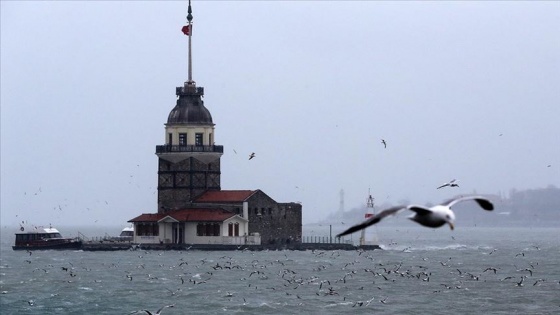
(118, 226, 134, 240)
(13, 226, 82, 250)
(108, 226, 134, 242)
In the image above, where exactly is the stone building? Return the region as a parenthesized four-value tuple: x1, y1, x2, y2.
(128, 1, 302, 246)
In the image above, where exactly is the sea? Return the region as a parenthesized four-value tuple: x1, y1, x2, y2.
(1, 225, 559, 314)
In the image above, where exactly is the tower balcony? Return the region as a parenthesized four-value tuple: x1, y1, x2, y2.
(156, 145, 223, 164)
(156, 144, 223, 154)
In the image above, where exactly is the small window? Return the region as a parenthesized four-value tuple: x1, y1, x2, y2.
(197, 223, 204, 236)
(179, 133, 187, 146)
(168, 133, 173, 145)
(195, 133, 203, 146)
(209, 133, 213, 145)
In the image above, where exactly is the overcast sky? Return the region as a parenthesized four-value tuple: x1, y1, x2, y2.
(1, 1, 559, 228)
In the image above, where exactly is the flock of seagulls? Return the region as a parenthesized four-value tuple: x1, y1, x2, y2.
(12, 244, 555, 312)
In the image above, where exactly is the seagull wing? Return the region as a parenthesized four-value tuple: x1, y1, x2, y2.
(406, 205, 433, 216)
(336, 206, 405, 237)
(441, 195, 494, 211)
(436, 183, 449, 189)
(155, 305, 174, 314)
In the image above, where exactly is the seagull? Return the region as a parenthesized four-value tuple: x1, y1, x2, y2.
(249, 152, 255, 160)
(437, 179, 459, 189)
(336, 195, 494, 237)
(381, 139, 387, 148)
(128, 305, 175, 315)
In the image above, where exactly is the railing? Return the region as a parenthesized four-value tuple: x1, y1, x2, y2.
(79, 234, 132, 243)
(176, 86, 204, 96)
(156, 145, 224, 154)
(301, 236, 349, 244)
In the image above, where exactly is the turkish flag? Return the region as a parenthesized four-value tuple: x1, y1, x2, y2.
(181, 25, 191, 36)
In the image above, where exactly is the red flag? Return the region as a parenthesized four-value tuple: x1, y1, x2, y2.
(181, 25, 191, 36)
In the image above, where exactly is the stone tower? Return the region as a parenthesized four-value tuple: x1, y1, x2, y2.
(155, 1, 223, 213)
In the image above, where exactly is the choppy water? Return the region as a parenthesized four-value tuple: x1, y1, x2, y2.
(1, 226, 559, 314)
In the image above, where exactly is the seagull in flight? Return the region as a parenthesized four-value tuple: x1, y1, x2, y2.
(381, 139, 387, 148)
(128, 305, 175, 315)
(249, 152, 256, 160)
(437, 179, 459, 189)
(336, 195, 494, 237)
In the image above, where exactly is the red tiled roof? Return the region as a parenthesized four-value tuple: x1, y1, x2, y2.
(168, 208, 235, 222)
(128, 208, 235, 223)
(194, 190, 256, 203)
(128, 213, 165, 222)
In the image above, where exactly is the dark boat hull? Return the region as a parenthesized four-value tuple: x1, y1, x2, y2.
(12, 240, 82, 250)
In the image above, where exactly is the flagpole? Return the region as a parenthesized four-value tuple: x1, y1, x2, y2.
(187, 0, 193, 85)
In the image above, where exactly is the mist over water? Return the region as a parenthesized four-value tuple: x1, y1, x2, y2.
(1, 2, 559, 313)
(1, 227, 558, 314)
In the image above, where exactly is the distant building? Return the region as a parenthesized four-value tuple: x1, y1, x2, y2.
(128, 1, 302, 246)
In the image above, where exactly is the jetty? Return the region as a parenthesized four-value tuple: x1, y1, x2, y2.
(80, 241, 380, 251)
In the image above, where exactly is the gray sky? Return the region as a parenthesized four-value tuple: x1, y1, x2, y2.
(1, 1, 559, 227)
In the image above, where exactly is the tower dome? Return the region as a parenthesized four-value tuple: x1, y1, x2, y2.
(167, 86, 213, 125)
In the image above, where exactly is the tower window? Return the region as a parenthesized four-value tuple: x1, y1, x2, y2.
(195, 133, 203, 146)
(168, 133, 173, 145)
(209, 133, 213, 145)
(179, 133, 187, 146)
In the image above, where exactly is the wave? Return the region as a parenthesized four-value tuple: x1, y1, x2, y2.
(380, 243, 481, 251)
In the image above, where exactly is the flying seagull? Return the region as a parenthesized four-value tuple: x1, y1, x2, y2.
(381, 139, 387, 148)
(128, 305, 175, 315)
(437, 179, 459, 189)
(249, 152, 256, 160)
(336, 195, 494, 237)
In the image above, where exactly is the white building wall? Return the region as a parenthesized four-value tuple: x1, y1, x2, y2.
(165, 125, 215, 145)
(133, 217, 258, 245)
(159, 222, 174, 244)
(132, 222, 169, 244)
